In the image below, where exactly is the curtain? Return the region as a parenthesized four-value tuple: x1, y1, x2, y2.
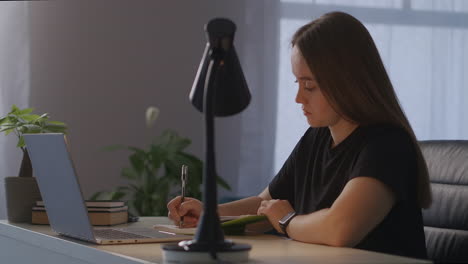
(0, 2, 30, 219)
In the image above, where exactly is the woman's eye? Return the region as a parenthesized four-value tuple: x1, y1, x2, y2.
(304, 80, 314, 88)
(294, 79, 317, 91)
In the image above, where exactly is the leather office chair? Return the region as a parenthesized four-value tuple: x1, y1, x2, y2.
(420, 141, 468, 263)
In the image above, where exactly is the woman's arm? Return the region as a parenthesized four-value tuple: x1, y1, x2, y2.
(218, 187, 271, 216)
(259, 177, 395, 247)
(168, 187, 272, 226)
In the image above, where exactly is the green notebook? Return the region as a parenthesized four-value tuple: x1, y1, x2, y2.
(221, 215, 267, 235)
(154, 215, 268, 236)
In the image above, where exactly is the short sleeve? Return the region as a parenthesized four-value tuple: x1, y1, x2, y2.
(268, 141, 299, 202)
(269, 128, 314, 202)
(349, 128, 417, 201)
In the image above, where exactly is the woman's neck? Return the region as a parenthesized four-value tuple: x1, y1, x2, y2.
(329, 119, 359, 148)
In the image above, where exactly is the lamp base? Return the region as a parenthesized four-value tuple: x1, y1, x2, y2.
(162, 239, 251, 263)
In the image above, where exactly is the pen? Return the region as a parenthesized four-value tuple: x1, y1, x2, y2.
(179, 164, 188, 227)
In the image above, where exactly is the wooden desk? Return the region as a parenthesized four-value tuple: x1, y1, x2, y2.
(0, 217, 431, 264)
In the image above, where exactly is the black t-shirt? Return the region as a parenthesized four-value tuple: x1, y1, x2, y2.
(269, 124, 427, 259)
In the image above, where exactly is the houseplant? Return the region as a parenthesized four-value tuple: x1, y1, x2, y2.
(0, 105, 67, 222)
(91, 107, 231, 216)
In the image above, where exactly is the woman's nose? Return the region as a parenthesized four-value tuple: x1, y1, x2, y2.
(295, 88, 305, 104)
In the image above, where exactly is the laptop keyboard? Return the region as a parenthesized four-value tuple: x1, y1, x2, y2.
(94, 229, 150, 239)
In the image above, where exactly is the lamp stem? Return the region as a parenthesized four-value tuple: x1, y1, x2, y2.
(193, 53, 225, 259)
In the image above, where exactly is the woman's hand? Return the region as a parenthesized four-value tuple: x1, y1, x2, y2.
(167, 196, 203, 228)
(257, 199, 294, 233)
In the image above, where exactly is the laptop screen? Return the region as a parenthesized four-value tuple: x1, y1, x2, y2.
(24, 133, 95, 242)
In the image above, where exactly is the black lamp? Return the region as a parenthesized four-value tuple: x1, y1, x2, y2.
(161, 18, 252, 263)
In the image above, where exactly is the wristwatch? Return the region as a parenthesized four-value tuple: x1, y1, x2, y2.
(279, 211, 296, 238)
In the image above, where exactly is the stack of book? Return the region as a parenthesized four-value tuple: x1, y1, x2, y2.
(32, 200, 128, 226)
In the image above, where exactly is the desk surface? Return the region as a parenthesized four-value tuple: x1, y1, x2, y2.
(0, 217, 431, 264)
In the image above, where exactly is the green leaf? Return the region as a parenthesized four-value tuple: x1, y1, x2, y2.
(17, 136, 25, 148)
(160, 130, 191, 153)
(2, 105, 67, 148)
(177, 152, 203, 164)
(163, 160, 184, 181)
(44, 122, 67, 130)
(43, 128, 67, 134)
(0, 125, 15, 132)
(148, 145, 165, 170)
(33, 113, 49, 122)
(0, 122, 15, 127)
(89, 191, 105, 200)
(154, 130, 174, 144)
(11, 105, 20, 113)
(110, 191, 127, 200)
(4, 128, 15, 136)
(216, 174, 231, 191)
(129, 152, 145, 175)
(47, 120, 66, 126)
(17, 107, 33, 115)
(14, 117, 28, 127)
(92, 128, 231, 216)
(19, 124, 42, 134)
(0, 117, 10, 125)
(127, 146, 146, 154)
(19, 113, 40, 122)
(121, 167, 138, 180)
(129, 183, 140, 192)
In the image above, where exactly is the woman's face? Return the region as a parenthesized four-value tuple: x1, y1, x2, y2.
(291, 45, 341, 128)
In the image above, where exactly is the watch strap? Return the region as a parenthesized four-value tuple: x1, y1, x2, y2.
(279, 211, 296, 238)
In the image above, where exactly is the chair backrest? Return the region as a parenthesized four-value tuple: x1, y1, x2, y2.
(419, 140, 468, 263)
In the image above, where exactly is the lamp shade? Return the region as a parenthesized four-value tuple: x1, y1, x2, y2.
(189, 18, 250, 117)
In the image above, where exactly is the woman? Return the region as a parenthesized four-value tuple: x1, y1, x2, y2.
(167, 11, 431, 259)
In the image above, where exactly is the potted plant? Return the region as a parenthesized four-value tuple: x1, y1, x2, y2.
(0, 105, 67, 222)
(91, 107, 231, 216)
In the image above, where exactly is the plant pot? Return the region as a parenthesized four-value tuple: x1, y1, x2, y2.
(4, 176, 42, 223)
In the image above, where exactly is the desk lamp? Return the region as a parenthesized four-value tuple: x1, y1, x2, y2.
(161, 18, 251, 263)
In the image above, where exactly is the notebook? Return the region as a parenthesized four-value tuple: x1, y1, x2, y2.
(154, 215, 268, 235)
(24, 133, 191, 245)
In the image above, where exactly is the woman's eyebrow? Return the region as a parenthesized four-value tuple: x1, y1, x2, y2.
(297, 76, 316, 81)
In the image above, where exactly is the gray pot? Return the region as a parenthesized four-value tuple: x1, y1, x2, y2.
(5, 176, 42, 223)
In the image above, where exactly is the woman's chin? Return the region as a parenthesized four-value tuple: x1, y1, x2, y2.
(307, 118, 327, 128)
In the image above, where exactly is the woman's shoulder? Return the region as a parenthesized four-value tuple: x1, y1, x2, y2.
(363, 124, 412, 142)
(360, 124, 415, 153)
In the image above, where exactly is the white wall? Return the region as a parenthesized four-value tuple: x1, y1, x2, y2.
(26, 0, 254, 200)
(0, 0, 256, 218)
(0, 2, 30, 219)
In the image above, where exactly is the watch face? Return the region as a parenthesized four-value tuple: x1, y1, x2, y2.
(280, 212, 295, 225)
(279, 212, 296, 237)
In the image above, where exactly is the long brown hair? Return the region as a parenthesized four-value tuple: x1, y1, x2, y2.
(292, 11, 432, 208)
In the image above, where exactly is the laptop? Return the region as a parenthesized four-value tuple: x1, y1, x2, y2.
(24, 133, 191, 245)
